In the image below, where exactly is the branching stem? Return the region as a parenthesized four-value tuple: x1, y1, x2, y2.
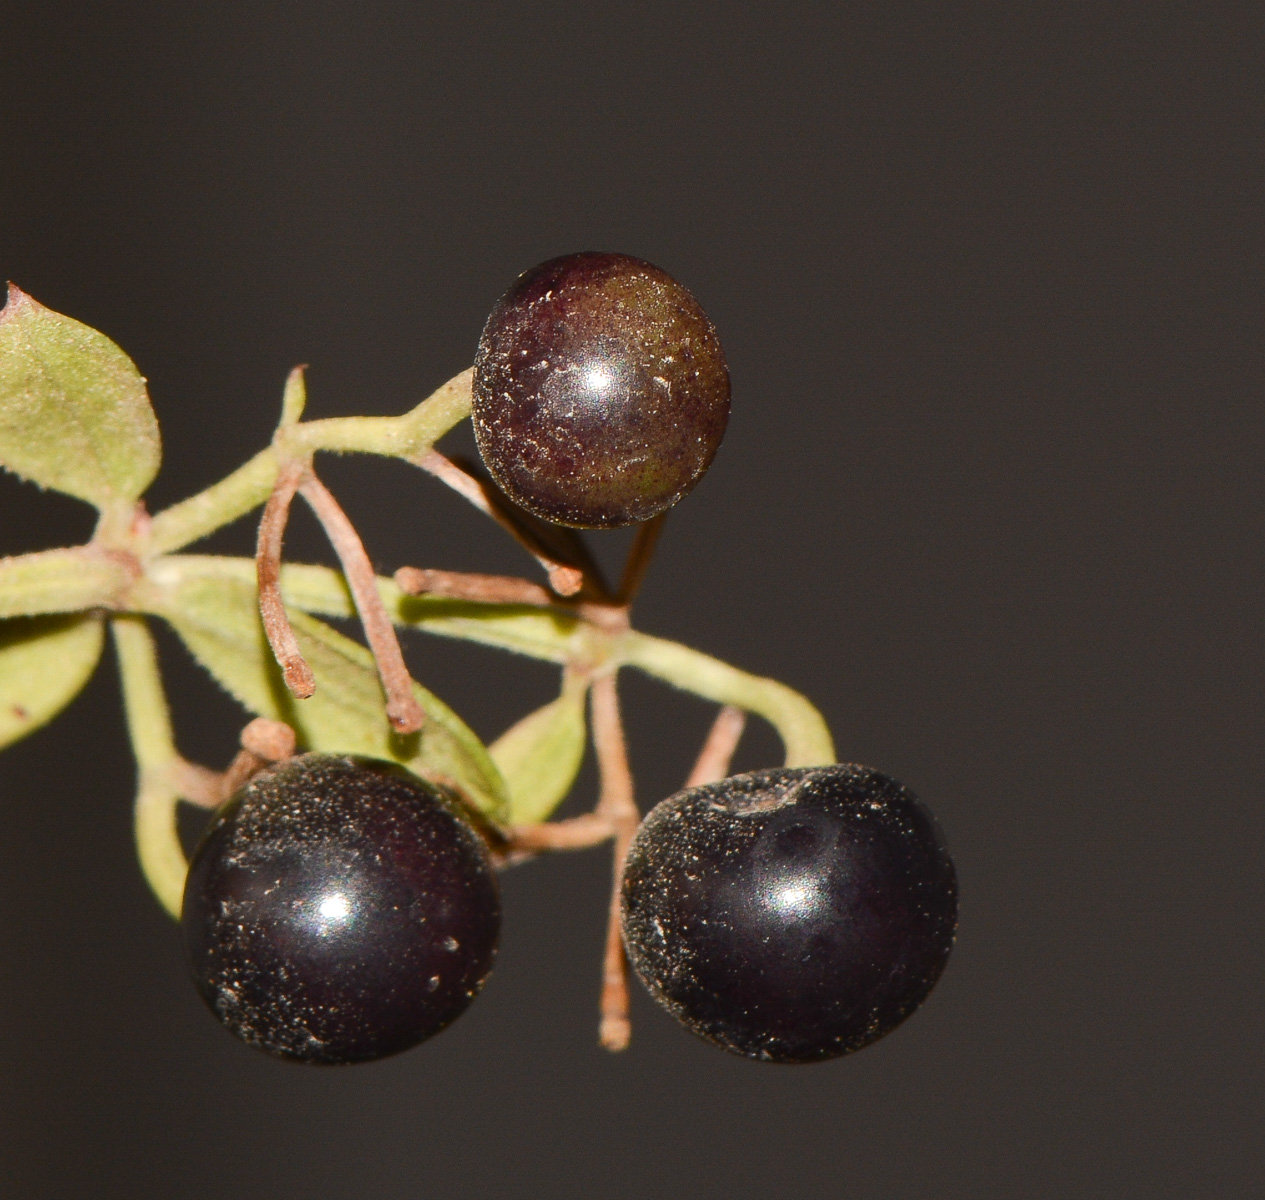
(415, 450, 587, 597)
(146, 369, 474, 555)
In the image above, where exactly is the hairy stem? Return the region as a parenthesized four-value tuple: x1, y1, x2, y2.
(111, 615, 186, 917)
(591, 673, 639, 1052)
(146, 369, 473, 555)
(416, 451, 587, 596)
(299, 474, 424, 733)
(395, 567, 558, 608)
(257, 459, 315, 698)
(135, 555, 834, 766)
(619, 632, 836, 768)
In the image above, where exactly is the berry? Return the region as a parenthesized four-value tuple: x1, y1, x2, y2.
(472, 251, 730, 528)
(181, 754, 501, 1064)
(620, 764, 958, 1063)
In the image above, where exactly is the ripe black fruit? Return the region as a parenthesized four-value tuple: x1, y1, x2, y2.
(472, 251, 730, 528)
(620, 764, 958, 1063)
(182, 754, 501, 1064)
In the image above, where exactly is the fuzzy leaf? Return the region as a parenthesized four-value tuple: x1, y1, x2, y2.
(149, 570, 508, 820)
(0, 287, 161, 507)
(0, 547, 134, 617)
(0, 614, 105, 749)
(490, 679, 588, 824)
(149, 556, 585, 663)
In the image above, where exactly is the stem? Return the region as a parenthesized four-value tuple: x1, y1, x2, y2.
(146, 555, 585, 663)
(617, 513, 667, 605)
(219, 718, 299, 800)
(296, 366, 472, 457)
(257, 459, 315, 698)
(299, 473, 424, 733)
(591, 672, 639, 1052)
(503, 812, 614, 853)
(395, 567, 558, 608)
(685, 705, 746, 788)
(240, 716, 297, 761)
(148, 446, 280, 557)
(619, 631, 836, 768)
(136, 556, 834, 763)
(110, 615, 186, 918)
(146, 369, 473, 555)
(171, 759, 226, 808)
(416, 450, 586, 596)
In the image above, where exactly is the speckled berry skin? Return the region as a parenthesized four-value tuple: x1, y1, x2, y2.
(472, 252, 730, 528)
(620, 765, 958, 1063)
(182, 754, 500, 1064)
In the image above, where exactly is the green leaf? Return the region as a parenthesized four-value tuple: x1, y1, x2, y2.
(0, 613, 105, 749)
(273, 559, 583, 664)
(0, 547, 134, 617)
(490, 677, 588, 824)
(148, 556, 585, 664)
(148, 569, 509, 820)
(0, 286, 161, 508)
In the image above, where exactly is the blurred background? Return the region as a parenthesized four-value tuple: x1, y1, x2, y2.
(1, 4, 1261, 1197)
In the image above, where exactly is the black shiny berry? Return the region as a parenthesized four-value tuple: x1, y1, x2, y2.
(472, 251, 730, 528)
(620, 764, 958, 1063)
(181, 754, 501, 1064)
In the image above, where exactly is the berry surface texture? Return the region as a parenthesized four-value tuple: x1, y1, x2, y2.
(472, 251, 730, 527)
(182, 754, 501, 1064)
(620, 765, 959, 1063)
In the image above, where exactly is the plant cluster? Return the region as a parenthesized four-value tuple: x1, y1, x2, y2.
(0, 253, 957, 1064)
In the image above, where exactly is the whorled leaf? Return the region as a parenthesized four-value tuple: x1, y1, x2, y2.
(0, 286, 161, 508)
(146, 570, 508, 820)
(0, 613, 105, 749)
(490, 677, 589, 824)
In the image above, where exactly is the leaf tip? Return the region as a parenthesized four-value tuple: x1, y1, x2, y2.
(280, 366, 309, 427)
(2, 283, 36, 321)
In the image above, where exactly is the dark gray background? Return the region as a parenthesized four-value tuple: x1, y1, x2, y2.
(1, 3, 1261, 1197)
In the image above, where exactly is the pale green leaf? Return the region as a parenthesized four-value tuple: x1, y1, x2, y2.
(490, 678, 588, 824)
(0, 547, 134, 617)
(0, 613, 104, 749)
(146, 556, 585, 664)
(271, 559, 583, 663)
(148, 570, 508, 820)
(0, 286, 161, 507)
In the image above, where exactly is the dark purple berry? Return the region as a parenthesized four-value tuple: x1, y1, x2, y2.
(472, 252, 730, 528)
(181, 754, 500, 1064)
(620, 764, 958, 1063)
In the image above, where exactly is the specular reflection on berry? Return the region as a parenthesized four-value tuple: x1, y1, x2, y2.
(182, 754, 501, 1064)
(763, 875, 826, 920)
(473, 252, 730, 527)
(312, 891, 353, 931)
(621, 765, 958, 1063)
(0, 282, 956, 1068)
